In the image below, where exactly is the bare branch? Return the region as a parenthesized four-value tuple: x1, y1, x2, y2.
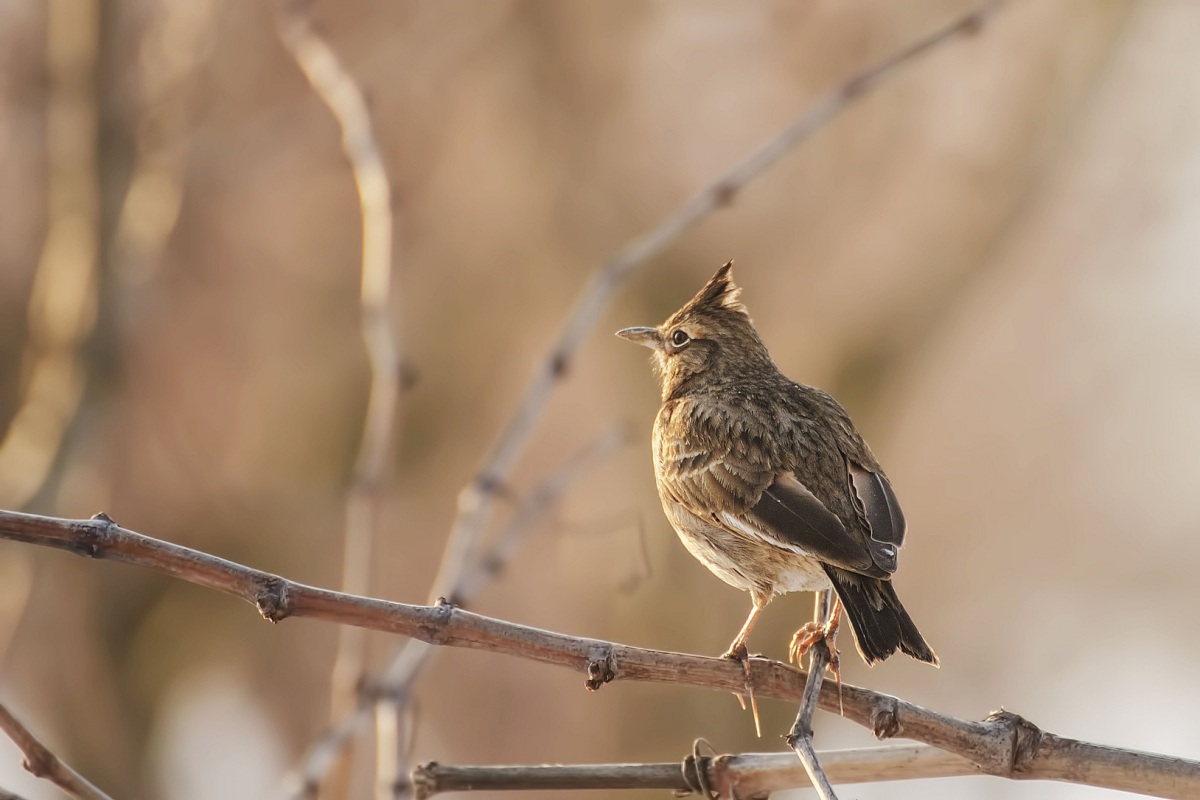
(285, 431, 623, 798)
(410, 744, 978, 798)
(276, 0, 401, 735)
(412, 762, 685, 797)
(0, 702, 113, 800)
(2, 508, 1197, 798)
(711, 744, 976, 798)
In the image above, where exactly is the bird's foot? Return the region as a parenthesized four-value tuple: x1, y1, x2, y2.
(721, 644, 762, 737)
(787, 623, 844, 681)
(788, 622, 823, 663)
(789, 619, 843, 714)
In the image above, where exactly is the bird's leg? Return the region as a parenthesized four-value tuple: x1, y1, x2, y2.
(790, 591, 844, 716)
(722, 599, 765, 661)
(723, 598, 766, 737)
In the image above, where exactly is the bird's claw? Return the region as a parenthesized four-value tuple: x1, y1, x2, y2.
(789, 618, 844, 715)
(721, 643, 763, 737)
(789, 621, 841, 675)
(788, 622, 821, 663)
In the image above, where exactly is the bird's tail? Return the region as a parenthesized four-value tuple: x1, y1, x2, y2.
(824, 566, 939, 667)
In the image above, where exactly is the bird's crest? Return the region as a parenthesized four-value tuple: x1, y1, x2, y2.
(673, 260, 747, 323)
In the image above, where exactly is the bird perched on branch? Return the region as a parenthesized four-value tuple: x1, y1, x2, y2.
(617, 262, 937, 673)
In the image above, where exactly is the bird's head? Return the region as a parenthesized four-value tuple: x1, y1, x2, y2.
(617, 261, 775, 399)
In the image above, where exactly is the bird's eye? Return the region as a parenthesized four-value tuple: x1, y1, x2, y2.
(670, 330, 690, 347)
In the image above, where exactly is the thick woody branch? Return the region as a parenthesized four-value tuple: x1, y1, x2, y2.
(0, 702, 113, 800)
(411, 744, 977, 798)
(1, 509, 1197, 798)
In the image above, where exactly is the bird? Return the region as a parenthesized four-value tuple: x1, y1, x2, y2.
(616, 261, 937, 673)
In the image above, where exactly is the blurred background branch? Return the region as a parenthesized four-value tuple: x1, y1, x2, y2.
(0, 0, 100, 509)
(276, 4, 403, 798)
(110, 0, 219, 288)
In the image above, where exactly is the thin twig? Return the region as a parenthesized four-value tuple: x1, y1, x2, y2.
(285, 431, 623, 799)
(276, 7, 402, 797)
(0, 702, 113, 800)
(276, 0, 401, 717)
(785, 590, 837, 799)
(2, 509, 1198, 799)
(410, 744, 977, 798)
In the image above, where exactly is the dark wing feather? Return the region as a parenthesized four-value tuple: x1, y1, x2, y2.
(848, 463, 906, 573)
(747, 474, 883, 576)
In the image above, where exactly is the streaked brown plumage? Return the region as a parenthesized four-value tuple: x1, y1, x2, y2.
(617, 261, 937, 668)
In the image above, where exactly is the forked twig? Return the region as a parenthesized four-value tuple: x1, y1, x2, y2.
(785, 591, 837, 799)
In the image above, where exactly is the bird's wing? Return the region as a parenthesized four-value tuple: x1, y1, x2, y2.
(743, 472, 885, 576)
(657, 414, 885, 577)
(657, 401, 899, 578)
(790, 385, 906, 574)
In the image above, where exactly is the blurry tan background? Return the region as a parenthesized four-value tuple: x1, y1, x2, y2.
(2, 0, 1199, 798)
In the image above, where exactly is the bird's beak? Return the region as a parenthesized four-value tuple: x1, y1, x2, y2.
(615, 326, 660, 349)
